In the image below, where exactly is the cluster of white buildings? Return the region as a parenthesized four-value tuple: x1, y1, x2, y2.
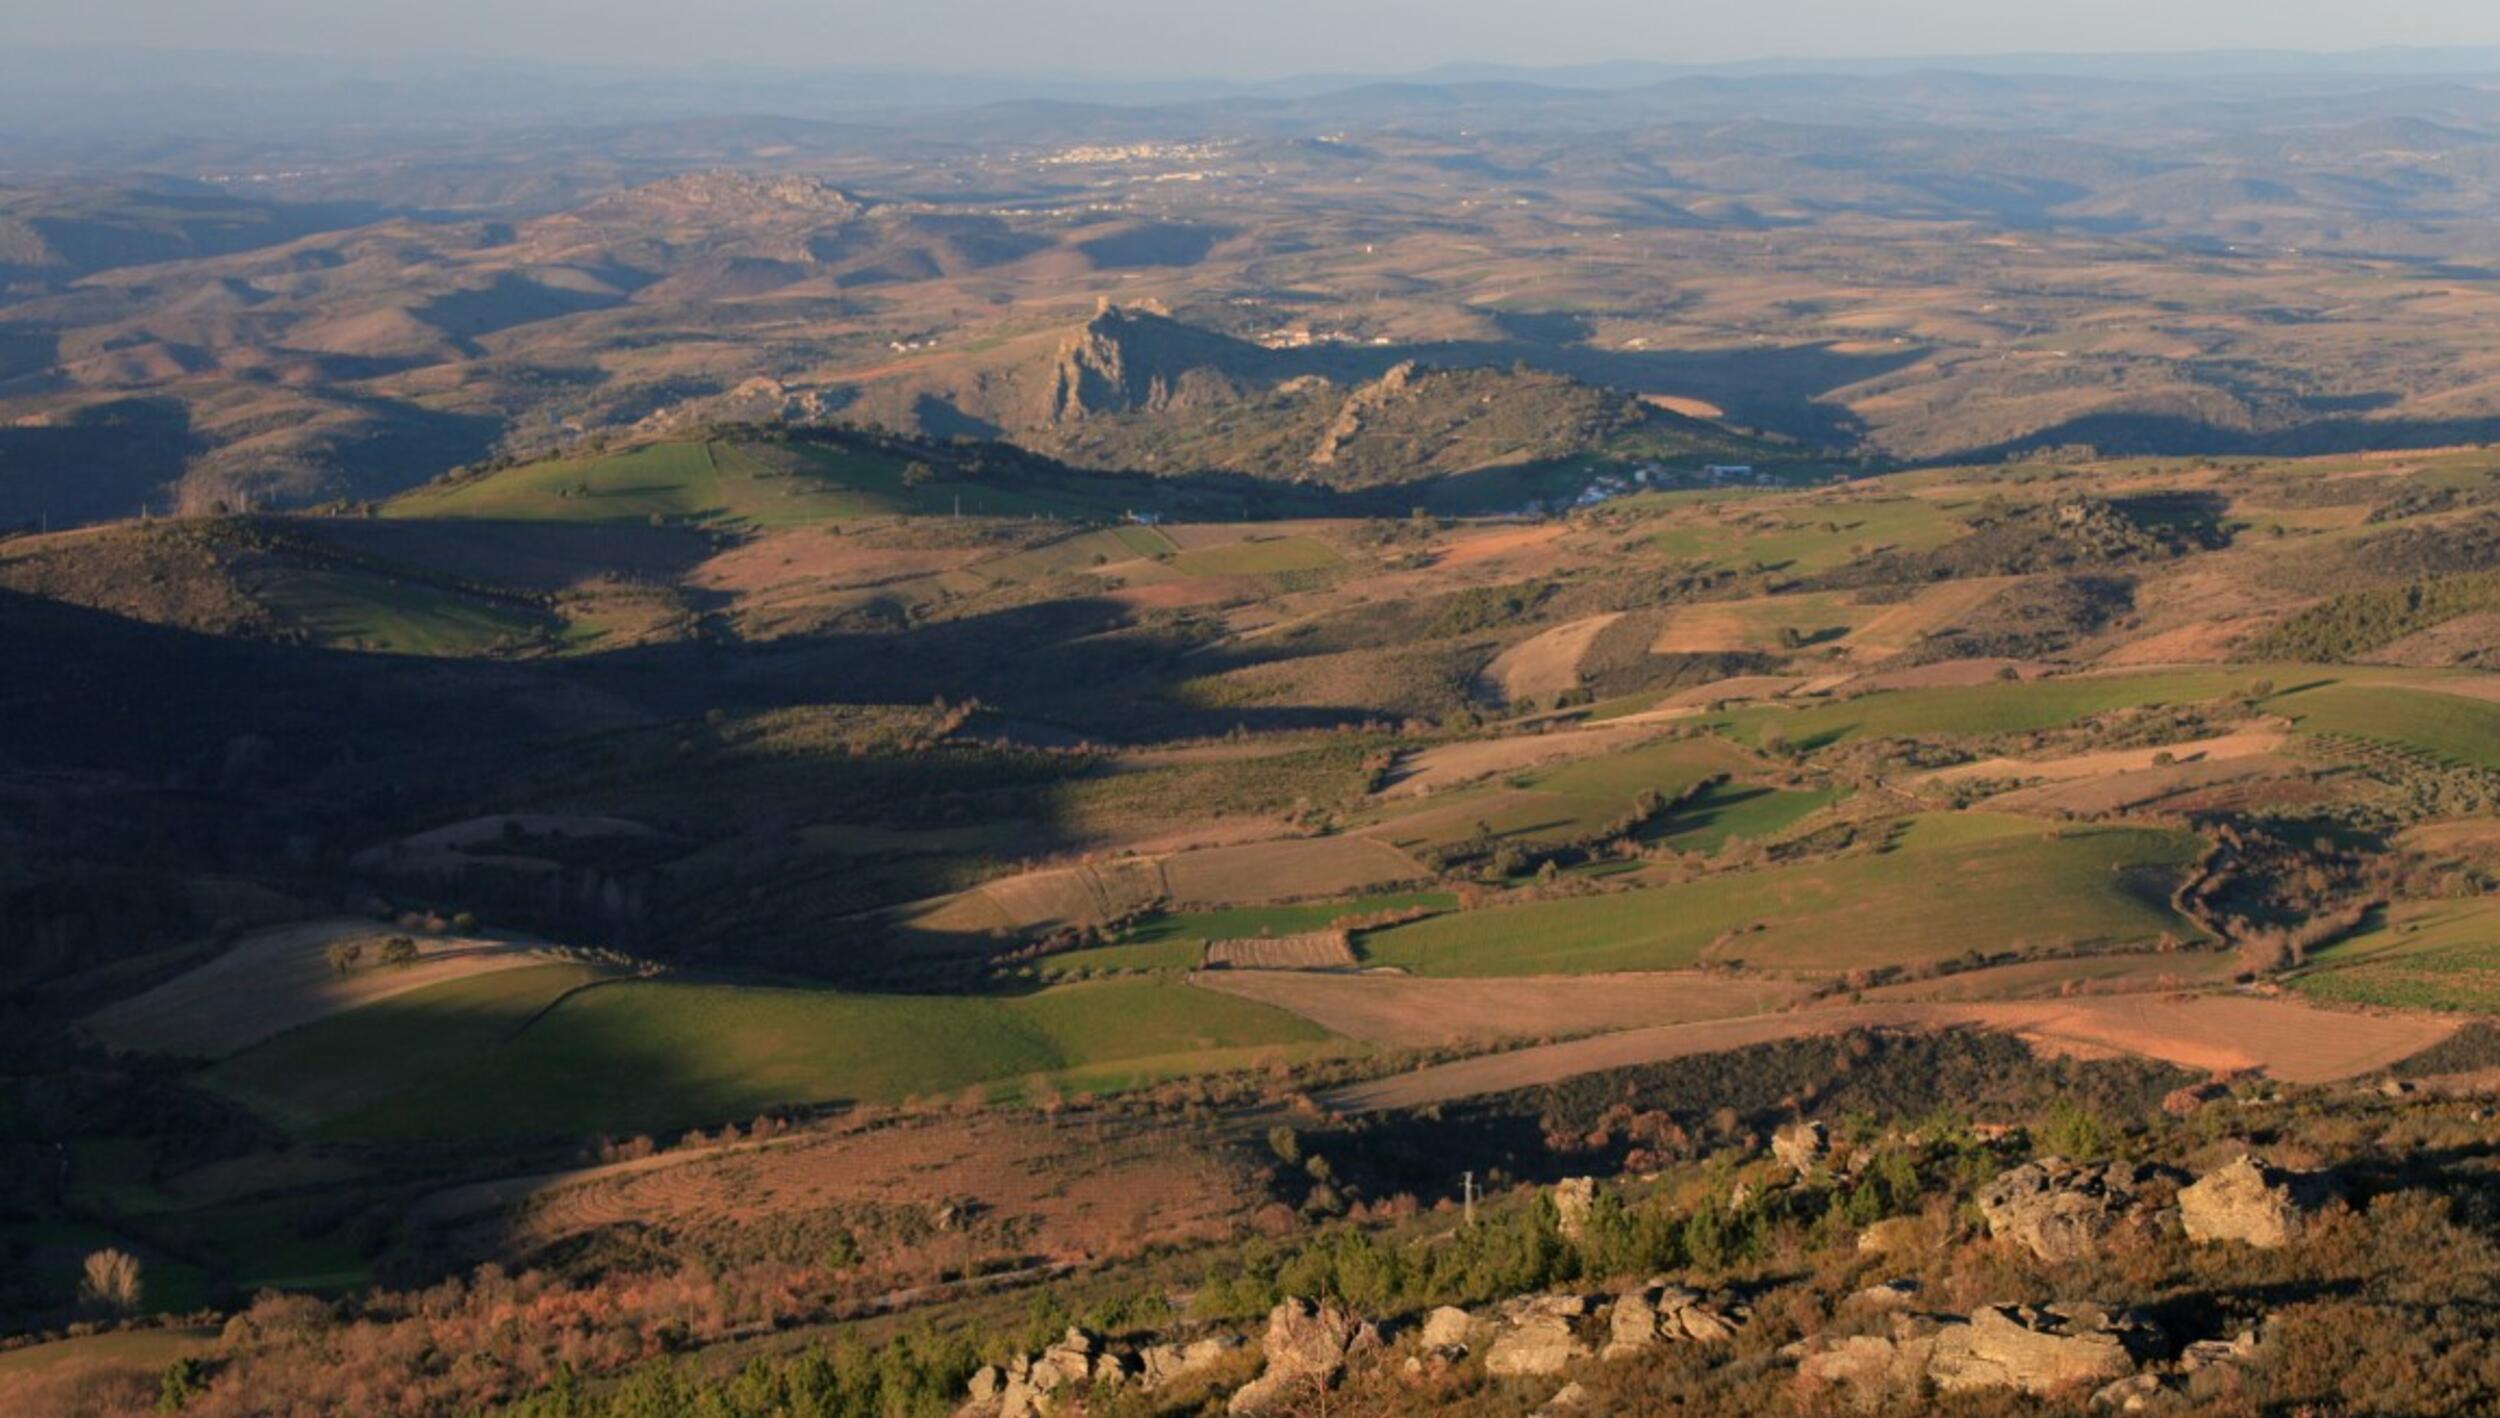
(1036, 142, 1230, 167)
(1530, 460, 1765, 516)
(1249, 326, 1397, 350)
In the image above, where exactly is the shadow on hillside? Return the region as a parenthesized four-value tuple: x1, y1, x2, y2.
(1270, 334, 1921, 450)
(1951, 408, 2500, 462)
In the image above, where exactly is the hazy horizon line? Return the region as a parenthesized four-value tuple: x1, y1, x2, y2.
(14, 37, 2500, 87)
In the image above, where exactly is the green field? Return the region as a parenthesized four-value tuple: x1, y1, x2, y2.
(2296, 899, 2500, 1013)
(257, 568, 555, 655)
(207, 971, 1343, 1143)
(385, 437, 1141, 529)
(1163, 536, 1341, 578)
(1360, 814, 2203, 976)
(1359, 737, 1749, 850)
(1710, 670, 2258, 750)
(975, 528, 1162, 583)
(1035, 890, 1459, 977)
(387, 440, 777, 525)
(1111, 525, 1180, 557)
(1650, 781, 1838, 853)
(1648, 496, 1960, 574)
(2274, 683, 2500, 772)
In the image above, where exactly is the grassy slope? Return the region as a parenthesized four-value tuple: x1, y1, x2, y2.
(2297, 898, 2500, 1012)
(1358, 737, 1750, 850)
(387, 437, 1150, 529)
(1652, 781, 1838, 853)
(1035, 890, 1460, 977)
(1649, 496, 1959, 574)
(255, 568, 553, 655)
(206, 973, 1341, 1143)
(2272, 683, 2500, 771)
(382, 439, 900, 528)
(205, 964, 611, 1132)
(1710, 670, 2259, 749)
(1361, 814, 2203, 976)
(1163, 537, 1341, 578)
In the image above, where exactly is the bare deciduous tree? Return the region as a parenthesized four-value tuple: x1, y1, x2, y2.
(79, 1248, 143, 1314)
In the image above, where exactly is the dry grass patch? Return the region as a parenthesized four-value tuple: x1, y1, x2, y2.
(1843, 577, 2022, 658)
(1378, 722, 1666, 798)
(1202, 931, 1357, 970)
(1162, 836, 1426, 905)
(1916, 727, 2290, 787)
(1478, 611, 1622, 703)
(420, 1110, 1265, 1278)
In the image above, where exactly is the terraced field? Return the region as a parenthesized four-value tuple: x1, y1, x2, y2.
(1647, 580, 2007, 661)
(2297, 899, 2500, 1013)
(1647, 495, 1961, 575)
(253, 567, 557, 655)
(2273, 682, 2500, 772)
(1355, 735, 1754, 851)
(1360, 814, 2203, 976)
(1649, 780, 1837, 853)
(206, 972, 1345, 1143)
(386, 436, 1143, 529)
(1710, 669, 2259, 748)
(1034, 890, 1456, 976)
(84, 919, 569, 1059)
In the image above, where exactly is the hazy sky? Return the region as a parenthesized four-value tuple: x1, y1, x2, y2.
(14, 0, 2500, 77)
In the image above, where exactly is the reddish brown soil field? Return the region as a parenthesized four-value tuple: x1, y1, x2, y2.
(1378, 722, 1665, 797)
(1437, 522, 1567, 568)
(419, 1110, 1264, 1278)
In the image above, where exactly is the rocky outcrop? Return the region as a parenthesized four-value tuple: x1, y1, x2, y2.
(1400, 1304, 1478, 1383)
(962, 1328, 1128, 1418)
(962, 1326, 1248, 1416)
(1419, 1305, 1475, 1354)
(2178, 1155, 2340, 1249)
(1552, 1176, 1598, 1243)
(1797, 1313, 1951, 1409)
(1485, 1293, 1595, 1378)
(1978, 1158, 2174, 1262)
(1798, 1303, 2164, 1409)
(1228, 1298, 1371, 1415)
(1602, 1279, 1747, 1359)
(1047, 305, 1253, 423)
(1137, 1335, 1245, 1390)
(1309, 362, 1418, 467)
(1772, 1119, 1830, 1176)
(1930, 1303, 2161, 1396)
